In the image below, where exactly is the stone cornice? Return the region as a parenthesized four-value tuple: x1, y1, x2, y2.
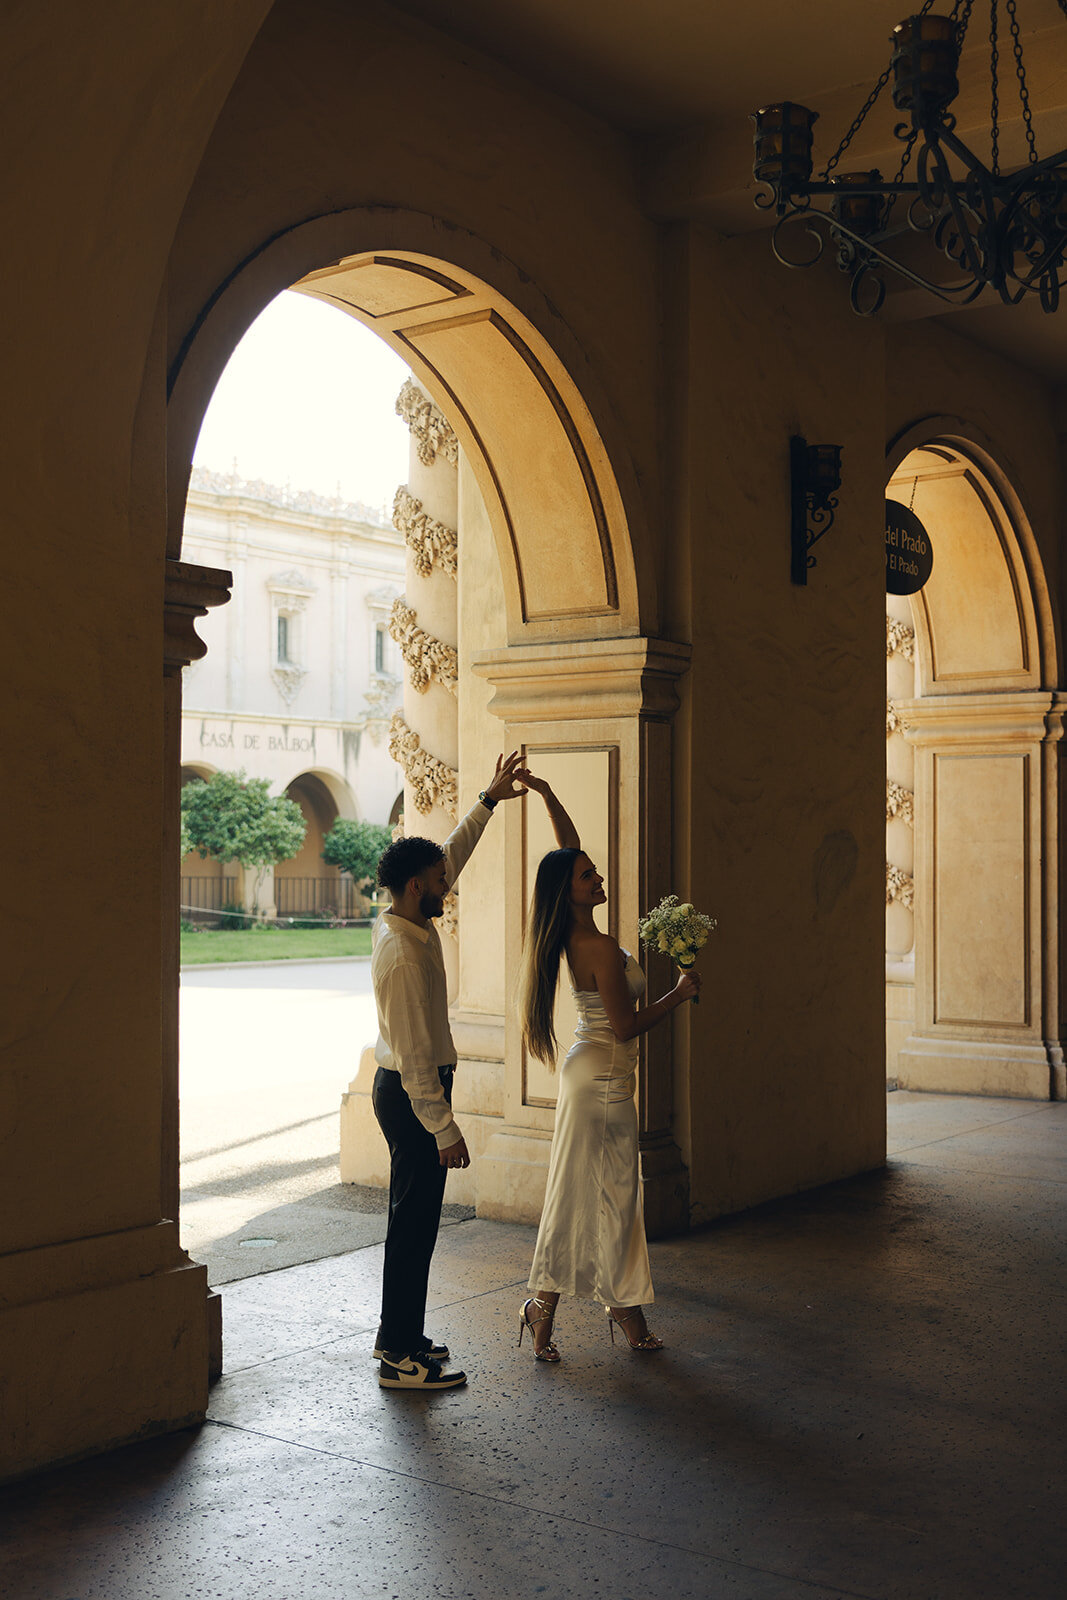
(395, 379, 459, 467)
(188, 465, 390, 531)
(164, 560, 232, 677)
(470, 637, 692, 723)
(898, 692, 1067, 745)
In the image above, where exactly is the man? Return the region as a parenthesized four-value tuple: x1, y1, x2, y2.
(371, 751, 526, 1390)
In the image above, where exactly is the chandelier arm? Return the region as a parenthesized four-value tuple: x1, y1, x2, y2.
(772, 205, 989, 311)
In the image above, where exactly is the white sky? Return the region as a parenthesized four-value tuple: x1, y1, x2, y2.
(192, 291, 413, 516)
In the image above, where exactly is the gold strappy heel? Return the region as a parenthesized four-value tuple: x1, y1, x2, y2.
(518, 1296, 561, 1362)
(607, 1307, 664, 1351)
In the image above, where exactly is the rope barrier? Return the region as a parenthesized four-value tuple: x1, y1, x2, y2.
(180, 903, 375, 929)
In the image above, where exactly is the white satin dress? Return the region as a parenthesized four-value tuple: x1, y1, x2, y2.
(527, 952, 655, 1307)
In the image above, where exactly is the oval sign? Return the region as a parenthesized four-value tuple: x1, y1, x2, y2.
(886, 500, 933, 595)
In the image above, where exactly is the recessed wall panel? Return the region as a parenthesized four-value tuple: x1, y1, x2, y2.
(933, 752, 1029, 1028)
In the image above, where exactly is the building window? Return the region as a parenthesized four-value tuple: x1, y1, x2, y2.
(278, 613, 292, 664)
(375, 624, 386, 673)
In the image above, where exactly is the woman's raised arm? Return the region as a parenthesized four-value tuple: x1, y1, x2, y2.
(518, 769, 580, 850)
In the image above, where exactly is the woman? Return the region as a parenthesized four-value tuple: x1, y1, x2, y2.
(516, 772, 700, 1360)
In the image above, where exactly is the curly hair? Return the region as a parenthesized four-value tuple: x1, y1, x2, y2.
(376, 835, 446, 893)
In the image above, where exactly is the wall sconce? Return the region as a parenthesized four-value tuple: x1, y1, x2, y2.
(790, 436, 842, 586)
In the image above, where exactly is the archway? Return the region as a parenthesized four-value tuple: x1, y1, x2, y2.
(165, 230, 690, 1262)
(275, 771, 349, 918)
(885, 433, 1063, 1099)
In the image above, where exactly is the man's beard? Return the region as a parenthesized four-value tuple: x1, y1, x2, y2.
(420, 892, 445, 919)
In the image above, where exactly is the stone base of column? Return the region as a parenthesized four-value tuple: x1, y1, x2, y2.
(897, 1034, 1055, 1099)
(474, 1127, 552, 1225)
(0, 1224, 208, 1484)
(207, 1288, 223, 1383)
(639, 1135, 690, 1239)
(339, 1045, 505, 1208)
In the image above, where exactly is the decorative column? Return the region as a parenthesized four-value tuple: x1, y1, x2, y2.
(339, 383, 462, 1188)
(885, 604, 917, 1080)
(163, 559, 231, 1376)
(389, 378, 461, 983)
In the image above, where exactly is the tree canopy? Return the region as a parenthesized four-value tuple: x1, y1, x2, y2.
(181, 770, 306, 869)
(321, 818, 393, 887)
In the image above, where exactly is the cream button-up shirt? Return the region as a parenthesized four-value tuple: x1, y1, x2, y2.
(371, 802, 492, 1149)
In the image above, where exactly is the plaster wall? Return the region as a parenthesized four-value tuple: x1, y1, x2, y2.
(677, 227, 889, 1222)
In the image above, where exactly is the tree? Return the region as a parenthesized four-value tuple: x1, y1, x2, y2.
(321, 818, 393, 892)
(180, 770, 306, 912)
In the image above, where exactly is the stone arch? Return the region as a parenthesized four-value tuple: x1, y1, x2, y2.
(166, 212, 644, 643)
(167, 215, 690, 1234)
(884, 424, 1064, 1100)
(274, 770, 350, 918)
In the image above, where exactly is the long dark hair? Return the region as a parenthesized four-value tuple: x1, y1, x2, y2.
(518, 848, 581, 1067)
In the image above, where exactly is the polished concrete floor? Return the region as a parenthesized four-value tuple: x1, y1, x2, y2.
(2, 1092, 1066, 1600)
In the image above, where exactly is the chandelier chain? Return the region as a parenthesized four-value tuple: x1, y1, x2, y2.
(990, 0, 1000, 175)
(819, 0, 938, 180)
(1006, 0, 1039, 164)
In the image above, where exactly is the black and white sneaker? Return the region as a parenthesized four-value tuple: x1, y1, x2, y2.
(373, 1337, 449, 1362)
(378, 1353, 467, 1390)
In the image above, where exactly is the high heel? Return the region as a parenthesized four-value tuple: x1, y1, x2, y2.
(518, 1296, 561, 1362)
(607, 1307, 664, 1351)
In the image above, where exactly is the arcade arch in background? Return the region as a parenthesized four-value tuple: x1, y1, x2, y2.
(885, 430, 1061, 1099)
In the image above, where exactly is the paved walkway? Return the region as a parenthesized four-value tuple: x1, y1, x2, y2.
(3, 1092, 1066, 1599)
(179, 961, 477, 1284)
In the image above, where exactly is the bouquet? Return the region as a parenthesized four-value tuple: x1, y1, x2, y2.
(638, 895, 717, 1003)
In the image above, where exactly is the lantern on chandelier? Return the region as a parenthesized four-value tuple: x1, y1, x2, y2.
(751, 1, 1067, 314)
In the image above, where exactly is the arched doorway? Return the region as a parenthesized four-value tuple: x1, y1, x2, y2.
(885, 433, 1063, 1100)
(165, 231, 690, 1257)
(275, 770, 351, 918)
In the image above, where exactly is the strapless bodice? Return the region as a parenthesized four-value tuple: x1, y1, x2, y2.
(568, 951, 646, 1065)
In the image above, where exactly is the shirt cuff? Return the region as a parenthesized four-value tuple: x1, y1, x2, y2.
(434, 1117, 462, 1151)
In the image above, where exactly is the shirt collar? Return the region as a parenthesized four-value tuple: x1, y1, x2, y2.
(382, 909, 431, 945)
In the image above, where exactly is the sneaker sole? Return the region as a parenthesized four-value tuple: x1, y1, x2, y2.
(378, 1372, 467, 1390)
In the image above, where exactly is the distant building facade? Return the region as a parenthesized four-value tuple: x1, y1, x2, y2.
(180, 467, 404, 917)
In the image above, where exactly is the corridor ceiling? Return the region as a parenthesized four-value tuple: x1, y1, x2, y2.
(392, 0, 1067, 386)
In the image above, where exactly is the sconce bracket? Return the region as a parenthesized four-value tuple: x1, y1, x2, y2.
(790, 434, 842, 586)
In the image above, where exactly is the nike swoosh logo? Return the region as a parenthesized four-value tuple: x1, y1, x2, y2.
(395, 1362, 421, 1376)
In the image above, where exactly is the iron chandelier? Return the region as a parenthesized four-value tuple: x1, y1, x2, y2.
(751, 1, 1067, 314)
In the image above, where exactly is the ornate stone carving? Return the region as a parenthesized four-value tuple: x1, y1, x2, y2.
(886, 863, 915, 910)
(389, 599, 459, 695)
(886, 614, 916, 662)
(271, 665, 307, 705)
(392, 487, 458, 579)
(189, 465, 388, 530)
(887, 697, 901, 736)
(395, 379, 459, 467)
(268, 569, 315, 609)
(388, 713, 458, 817)
(886, 780, 915, 826)
(440, 888, 459, 942)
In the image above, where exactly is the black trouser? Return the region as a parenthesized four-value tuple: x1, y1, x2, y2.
(371, 1063, 454, 1357)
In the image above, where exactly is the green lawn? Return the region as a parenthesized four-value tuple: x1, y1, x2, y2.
(180, 926, 374, 966)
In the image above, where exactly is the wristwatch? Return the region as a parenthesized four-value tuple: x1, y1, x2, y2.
(478, 789, 497, 810)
